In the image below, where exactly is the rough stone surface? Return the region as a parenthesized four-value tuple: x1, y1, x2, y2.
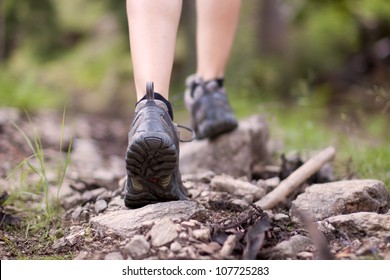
(95, 200, 108, 213)
(150, 219, 178, 247)
(71, 206, 83, 220)
(170, 241, 182, 253)
(71, 138, 104, 177)
(291, 180, 390, 221)
(74, 251, 89, 260)
(91, 201, 204, 238)
(210, 174, 266, 200)
(124, 235, 150, 257)
(104, 252, 124, 260)
(319, 212, 390, 239)
(265, 235, 312, 259)
(82, 188, 106, 203)
(192, 228, 211, 242)
(179, 115, 269, 178)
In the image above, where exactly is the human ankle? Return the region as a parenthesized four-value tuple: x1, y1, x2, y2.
(137, 92, 174, 120)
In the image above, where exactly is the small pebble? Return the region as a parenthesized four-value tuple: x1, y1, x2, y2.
(170, 241, 182, 253)
(95, 200, 108, 213)
(192, 228, 210, 241)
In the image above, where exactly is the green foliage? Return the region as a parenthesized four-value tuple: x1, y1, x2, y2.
(0, 71, 64, 109)
(349, 0, 390, 20)
(3, 0, 62, 60)
(293, 3, 359, 74)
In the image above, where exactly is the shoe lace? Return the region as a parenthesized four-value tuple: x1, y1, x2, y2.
(175, 123, 195, 142)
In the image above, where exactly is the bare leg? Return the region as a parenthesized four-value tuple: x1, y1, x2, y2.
(196, 0, 241, 81)
(127, 0, 182, 100)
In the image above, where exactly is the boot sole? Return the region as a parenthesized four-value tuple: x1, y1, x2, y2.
(125, 131, 180, 208)
(197, 115, 238, 140)
(126, 131, 177, 179)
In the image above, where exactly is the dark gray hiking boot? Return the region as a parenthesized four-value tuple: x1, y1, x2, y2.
(184, 75, 238, 140)
(124, 82, 188, 208)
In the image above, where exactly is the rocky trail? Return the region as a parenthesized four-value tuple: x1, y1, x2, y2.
(0, 108, 389, 260)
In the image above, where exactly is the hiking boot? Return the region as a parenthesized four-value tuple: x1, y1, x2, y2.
(124, 82, 188, 208)
(184, 74, 238, 140)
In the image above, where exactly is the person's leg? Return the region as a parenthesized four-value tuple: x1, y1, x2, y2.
(184, 0, 241, 139)
(125, 0, 188, 208)
(195, 0, 241, 80)
(127, 0, 182, 100)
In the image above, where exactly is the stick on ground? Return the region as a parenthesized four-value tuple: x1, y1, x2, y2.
(255, 146, 336, 210)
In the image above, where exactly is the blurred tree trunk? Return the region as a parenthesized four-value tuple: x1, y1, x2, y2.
(259, 0, 288, 57)
(0, 0, 5, 62)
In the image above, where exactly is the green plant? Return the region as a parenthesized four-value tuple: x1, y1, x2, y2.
(6, 108, 73, 236)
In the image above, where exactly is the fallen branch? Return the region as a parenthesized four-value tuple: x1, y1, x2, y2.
(255, 146, 336, 209)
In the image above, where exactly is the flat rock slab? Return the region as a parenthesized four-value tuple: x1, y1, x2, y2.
(179, 115, 269, 178)
(262, 235, 312, 259)
(318, 212, 390, 239)
(91, 200, 204, 238)
(291, 180, 390, 221)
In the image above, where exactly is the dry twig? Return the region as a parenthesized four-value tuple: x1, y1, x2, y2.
(255, 146, 336, 209)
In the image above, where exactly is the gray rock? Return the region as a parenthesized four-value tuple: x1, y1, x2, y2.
(192, 228, 210, 241)
(71, 206, 83, 219)
(104, 252, 124, 260)
(93, 169, 116, 182)
(297, 251, 314, 259)
(95, 200, 108, 213)
(385, 250, 390, 260)
(194, 242, 221, 255)
(108, 196, 125, 208)
(52, 229, 85, 249)
(74, 251, 89, 260)
(60, 192, 82, 209)
(0, 107, 20, 124)
(211, 174, 266, 200)
(124, 235, 150, 257)
(69, 181, 88, 192)
(265, 235, 312, 259)
(273, 213, 289, 221)
(182, 171, 216, 183)
(54, 183, 75, 199)
(96, 191, 112, 202)
(291, 180, 390, 221)
(91, 201, 204, 238)
(229, 199, 250, 210)
(66, 229, 85, 246)
(318, 212, 390, 239)
(52, 237, 67, 250)
(180, 221, 197, 228)
(170, 241, 182, 253)
(82, 188, 106, 203)
(70, 138, 104, 177)
(179, 115, 269, 178)
(150, 219, 178, 247)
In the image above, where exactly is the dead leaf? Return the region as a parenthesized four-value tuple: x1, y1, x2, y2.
(242, 214, 271, 260)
